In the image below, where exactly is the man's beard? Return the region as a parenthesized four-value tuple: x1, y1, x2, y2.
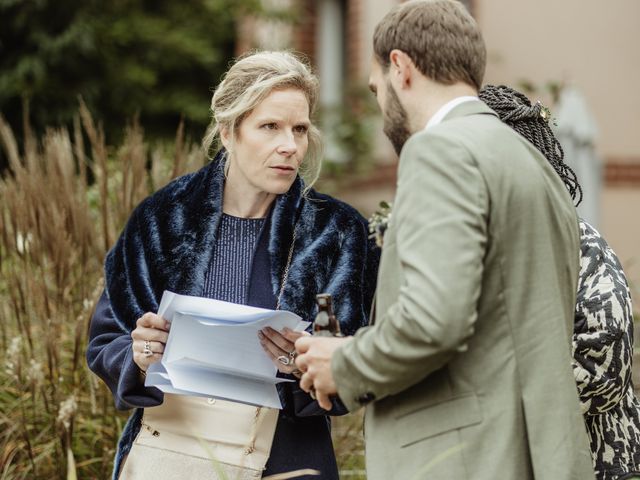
(382, 81, 412, 156)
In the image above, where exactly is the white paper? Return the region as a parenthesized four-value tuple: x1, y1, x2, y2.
(146, 291, 310, 409)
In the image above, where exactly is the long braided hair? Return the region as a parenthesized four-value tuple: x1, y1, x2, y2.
(478, 84, 583, 206)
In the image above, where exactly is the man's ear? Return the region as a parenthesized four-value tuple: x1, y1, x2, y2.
(389, 49, 414, 89)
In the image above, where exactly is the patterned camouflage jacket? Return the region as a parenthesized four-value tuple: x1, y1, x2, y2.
(573, 220, 640, 480)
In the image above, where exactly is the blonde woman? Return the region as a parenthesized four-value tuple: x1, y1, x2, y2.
(87, 51, 379, 479)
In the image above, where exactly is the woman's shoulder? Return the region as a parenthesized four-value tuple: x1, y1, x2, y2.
(579, 219, 604, 247)
(578, 218, 629, 289)
(579, 219, 617, 265)
(133, 161, 219, 217)
(302, 189, 368, 229)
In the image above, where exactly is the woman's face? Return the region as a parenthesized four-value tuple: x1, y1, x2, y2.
(221, 88, 310, 197)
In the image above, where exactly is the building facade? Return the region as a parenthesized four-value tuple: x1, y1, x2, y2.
(239, 0, 640, 306)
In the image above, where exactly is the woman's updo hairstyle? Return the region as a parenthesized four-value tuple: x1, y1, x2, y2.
(202, 51, 323, 191)
(479, 84, 582, 205)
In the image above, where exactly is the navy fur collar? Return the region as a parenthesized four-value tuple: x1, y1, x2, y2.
(106, 151, 300, 329)
(104, 150, 378, 335)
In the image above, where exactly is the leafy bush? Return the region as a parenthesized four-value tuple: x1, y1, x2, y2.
(0, 0, 260, 157)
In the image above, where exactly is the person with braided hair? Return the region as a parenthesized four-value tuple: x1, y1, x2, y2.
(479, 84, 640, 480)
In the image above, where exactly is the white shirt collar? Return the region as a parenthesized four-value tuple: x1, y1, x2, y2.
(425, 96, 479, 130)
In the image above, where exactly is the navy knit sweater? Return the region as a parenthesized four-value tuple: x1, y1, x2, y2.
(203, 214, 266, 304)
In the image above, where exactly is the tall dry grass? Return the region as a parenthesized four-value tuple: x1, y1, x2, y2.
(0, 106, 205, 479)
(0, 108, 366, 479)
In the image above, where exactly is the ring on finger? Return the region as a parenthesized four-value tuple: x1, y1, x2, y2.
(277, 355, 291, 366)
(142, 340, 153, 357)
(300, 372, 317, 399)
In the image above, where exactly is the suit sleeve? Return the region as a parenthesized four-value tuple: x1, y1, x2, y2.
(331, 131, 489, 411)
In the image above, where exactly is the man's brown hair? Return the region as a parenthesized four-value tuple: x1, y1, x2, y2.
(373, 0, 486, 90)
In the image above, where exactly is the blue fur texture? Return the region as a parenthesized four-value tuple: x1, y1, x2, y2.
(104, 152, 378, 335)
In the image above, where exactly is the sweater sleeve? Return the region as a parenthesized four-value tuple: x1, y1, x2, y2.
(289, 383, 348, 416)
(572, 221, 635, 416)
(86, 291, 163, 410)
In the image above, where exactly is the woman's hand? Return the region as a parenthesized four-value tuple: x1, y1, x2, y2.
(259, 327, 309, 376)
(131, 312, 170, 372)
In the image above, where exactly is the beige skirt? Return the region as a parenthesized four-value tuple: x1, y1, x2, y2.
(119, 394, 279, 480)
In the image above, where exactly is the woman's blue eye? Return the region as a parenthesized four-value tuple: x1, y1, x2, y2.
(262, 123, 277, 130)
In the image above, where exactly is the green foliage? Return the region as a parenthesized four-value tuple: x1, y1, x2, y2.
(0, 0, 261, 150)
(318, 83, 379, 178)
(332, 413, 366, 479)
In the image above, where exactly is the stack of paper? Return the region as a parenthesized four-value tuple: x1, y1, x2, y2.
(145, 291, 310, 409)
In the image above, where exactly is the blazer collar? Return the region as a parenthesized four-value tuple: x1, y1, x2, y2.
(440, 99, 498, 122)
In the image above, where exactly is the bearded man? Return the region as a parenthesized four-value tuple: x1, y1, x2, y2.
(295, 1, 595, 479)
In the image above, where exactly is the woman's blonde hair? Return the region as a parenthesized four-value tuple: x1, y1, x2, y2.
(202, 50, 323, 191)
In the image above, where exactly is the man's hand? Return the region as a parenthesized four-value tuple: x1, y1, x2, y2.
(294, 336, 352, 410)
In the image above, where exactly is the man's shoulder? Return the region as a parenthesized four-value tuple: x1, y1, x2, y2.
(408, 112, 547, 178)
(433, 111, 514, 145)
(406, 111, 510, 154)
(400, 118, 494, 173)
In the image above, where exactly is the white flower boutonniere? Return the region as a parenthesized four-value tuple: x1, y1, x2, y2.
(368, 201, 392, 248)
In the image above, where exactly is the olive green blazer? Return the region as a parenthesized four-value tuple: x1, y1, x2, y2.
(333, 101, 595, 480)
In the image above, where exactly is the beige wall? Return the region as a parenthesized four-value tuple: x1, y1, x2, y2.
(359, 0, 397, 77)
(477, 0, 640, 159)
(602, 187, 640, 296)
(476, 0, 640, 305)
(357, 0, 640, 159)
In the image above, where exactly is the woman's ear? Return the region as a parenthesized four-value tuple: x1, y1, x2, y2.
(220, 126, 231, 150)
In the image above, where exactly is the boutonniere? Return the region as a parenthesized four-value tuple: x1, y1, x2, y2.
(368, 201, 392, 248)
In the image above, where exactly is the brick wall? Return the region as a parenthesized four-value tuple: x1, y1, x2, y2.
(345, 0, 365, 82)
(292, 0, 317, 65)
(290, 0, 365, 81)
(605, 160, 640, 187)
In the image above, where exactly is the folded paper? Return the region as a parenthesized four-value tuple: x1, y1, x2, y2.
(145, 291, 310, 409)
